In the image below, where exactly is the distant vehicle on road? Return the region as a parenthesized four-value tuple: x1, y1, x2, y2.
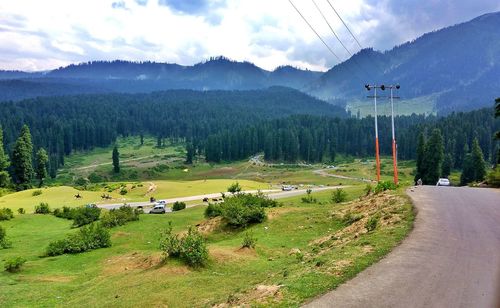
(157, 200, 166, 205)
(282, 185, 293, 191)
(150, 204, 166, 214)
(436, 178, 450, 186)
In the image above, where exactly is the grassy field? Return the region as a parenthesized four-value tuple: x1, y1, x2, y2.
(0, 179, 268, 213)
(0, 186, 414, 307)
(346, 94, 438, 118)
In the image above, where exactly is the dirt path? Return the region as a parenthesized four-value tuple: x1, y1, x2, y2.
(304, 186, 500, 308)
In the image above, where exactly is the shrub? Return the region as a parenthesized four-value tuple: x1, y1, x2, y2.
(100, 206, 140, 228)
(374, 181, 397, 194)
(227, 182, 242, 194)
(0, 225, 12, 249)
(119, 187, 128, 195)
(365, 216, 378, 232)
(45, 223, 111, 256)
(301, 189, 317, 203)
(222, 197, 266, 228)
(342, 212, 364, 225)
(331, 188, 347, 203)
(241, 231, 257, 249)
(32, 190, 43, 196)
(172, 201, 186, 211)
(205, 203, 223, 218)
(364, 184, 373, 196)
(88, 172, 104, 183)
(4, 257, 26, 273)
(159, 223, 208, 267)
(17, 208, 25, 215)
(53, 206, 75, 220)
(0, 208, 14, 221)
(72, 206, 101, 227)
(74, 177, 89, 187)
(35, 202, 50, 214)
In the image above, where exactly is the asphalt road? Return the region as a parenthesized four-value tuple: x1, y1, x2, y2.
(304, 186, 500, 308)
(98, 186, 343, 211)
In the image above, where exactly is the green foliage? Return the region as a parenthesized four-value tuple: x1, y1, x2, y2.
(414, 132, 425, 184)
(331, 188, 347, 203)
(441, 153, 452, 178)
(119, 187, 128, 195)
(241, 231, 257, 249)
(364, 184, 373, 196)
(35, 148, 49, 187)
(227, 182, 242, 194)
(461, 138, 487, 185)
(11, 125, 33, 190)
(204, 203, 223, 218)
(342, 212, 364, 225)
(46, 223, 111, 256)
(112, 146, 120, 173)
(88, 172, 104, 183)
(365, 216, 378, 232)
(0, 208, 14, 221)
(100, 206, 140, 228)
(301, 189, 317, 203)
(34, 202, 50, 214)
(487, 166, 500, 188)
(185, 142, 194, 164)
(422, 129, 444, 184)
(4, 257, 26, 273)
(74, 177, 89, 188)
(0, 225, 12, 248)
(72, 206, 102, 227)
(31, 189, 43, 196)
(172, 201, 186, 211)
(374, 181, 397, 194)
(53, 206, 74, 220)
(159, 222, 208, 267)
(0, 125, 10, 188)
(17, 208, 25, 215)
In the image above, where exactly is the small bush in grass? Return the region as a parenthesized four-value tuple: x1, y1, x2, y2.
(241, 231, 257, 249)
(72, 206, 101, 227)
(17, 208, 25, 215)
(331, 188, 347, 203)
(0, 225, 12, 249)
(159, 222, 208, 267)
(342, 212, 364, 225)
(172, 201, 186, 211)
(301, 189, 317, 204)
(35, 202, 50, 214)
(4, 257, 26, 273)
(32, 190, 43, 196)
(364, 184, 373, 196)
(0, 208, 14, 221)
(100, 206, 140, 228)
(53, 206, 74, 220)
(46, 223, 111, 256)
(205, 203, 222, 218)
(119, 187, 128, 195)
(365, 216, 378, 232)
(374, 181, 397, 194)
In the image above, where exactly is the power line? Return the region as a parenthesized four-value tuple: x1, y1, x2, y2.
(311, 0, 354, 58)
(288, 0, 342, 63)
(325, 0, 363, 50)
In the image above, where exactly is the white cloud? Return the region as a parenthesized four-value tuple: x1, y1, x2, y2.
(0, 0, 498, 71)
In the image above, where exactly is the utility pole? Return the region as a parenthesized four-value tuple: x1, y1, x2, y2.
(387, 85, 401, 185)
(365, 84, 386, 182)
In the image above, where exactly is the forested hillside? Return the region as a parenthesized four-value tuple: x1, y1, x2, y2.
(0, 87, 345, 174)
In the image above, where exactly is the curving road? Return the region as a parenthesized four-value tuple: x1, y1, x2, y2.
(305, 186, 500, 308)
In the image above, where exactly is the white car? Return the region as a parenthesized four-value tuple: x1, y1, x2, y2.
(436, 178, 450, 186)
(150, 204, 166, 214)
(281, 185, 293, 191)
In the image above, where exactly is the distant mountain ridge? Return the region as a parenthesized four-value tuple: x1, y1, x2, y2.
(1, 12, 499, 115)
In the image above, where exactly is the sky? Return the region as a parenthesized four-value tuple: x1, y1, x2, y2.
(0, 0, 499, 72)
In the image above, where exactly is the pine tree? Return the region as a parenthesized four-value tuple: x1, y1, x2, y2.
(470, 138, 486, 182)
(422, 129, 444, 184)
(460, 153, 474, 185)
(11, 125, 34, 189)
(185, 142, 194, 164)
(112, 146, 120, 173)
(414, 132, 426, 183)
(441, 153, 452, 178)
(0, 126, 10, 187)
(35, 148, 49, 187)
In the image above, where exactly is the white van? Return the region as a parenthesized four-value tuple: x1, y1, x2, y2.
(150, 204, 166, 214)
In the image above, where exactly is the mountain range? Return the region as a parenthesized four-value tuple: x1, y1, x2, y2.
(1, 12, 499, 116)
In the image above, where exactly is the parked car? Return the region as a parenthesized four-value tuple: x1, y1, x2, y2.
(150, 204, 166, 214)
(157, 200, 166, 205)
(436, 178, 451, 186)
(282, 185, 293, 191)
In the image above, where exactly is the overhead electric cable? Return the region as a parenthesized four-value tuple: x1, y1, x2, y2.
(325, 0, 363, 50)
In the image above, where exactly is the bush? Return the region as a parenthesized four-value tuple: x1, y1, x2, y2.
(342, 212, 364, 225)
(100, 206, 140, 228)
(205, 203, 223, 218)
(331, 188, 347, 203)
(119, 187, 128, 195)
(46, 223, 111, 256)
(0, 225, 12, 249)
(17, 208, 25, 215)
(241, 231, 257, 249)
(32, 190, 43, 196)
(374, 181, 397, 194)
(4, 257, 26, 273)
(365, 216, 378, 232)
(35, 202, 50, 214)
(72, 206, 101, 227)
(159, 222, 208, 267)
(223, 198, 266, 228)
(301, 189, 317, 203)
(0, 208, 14, 221)
(172, 201, 186, 211)
(227, 182, 242, 194)
(364, 184, 373, 196)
